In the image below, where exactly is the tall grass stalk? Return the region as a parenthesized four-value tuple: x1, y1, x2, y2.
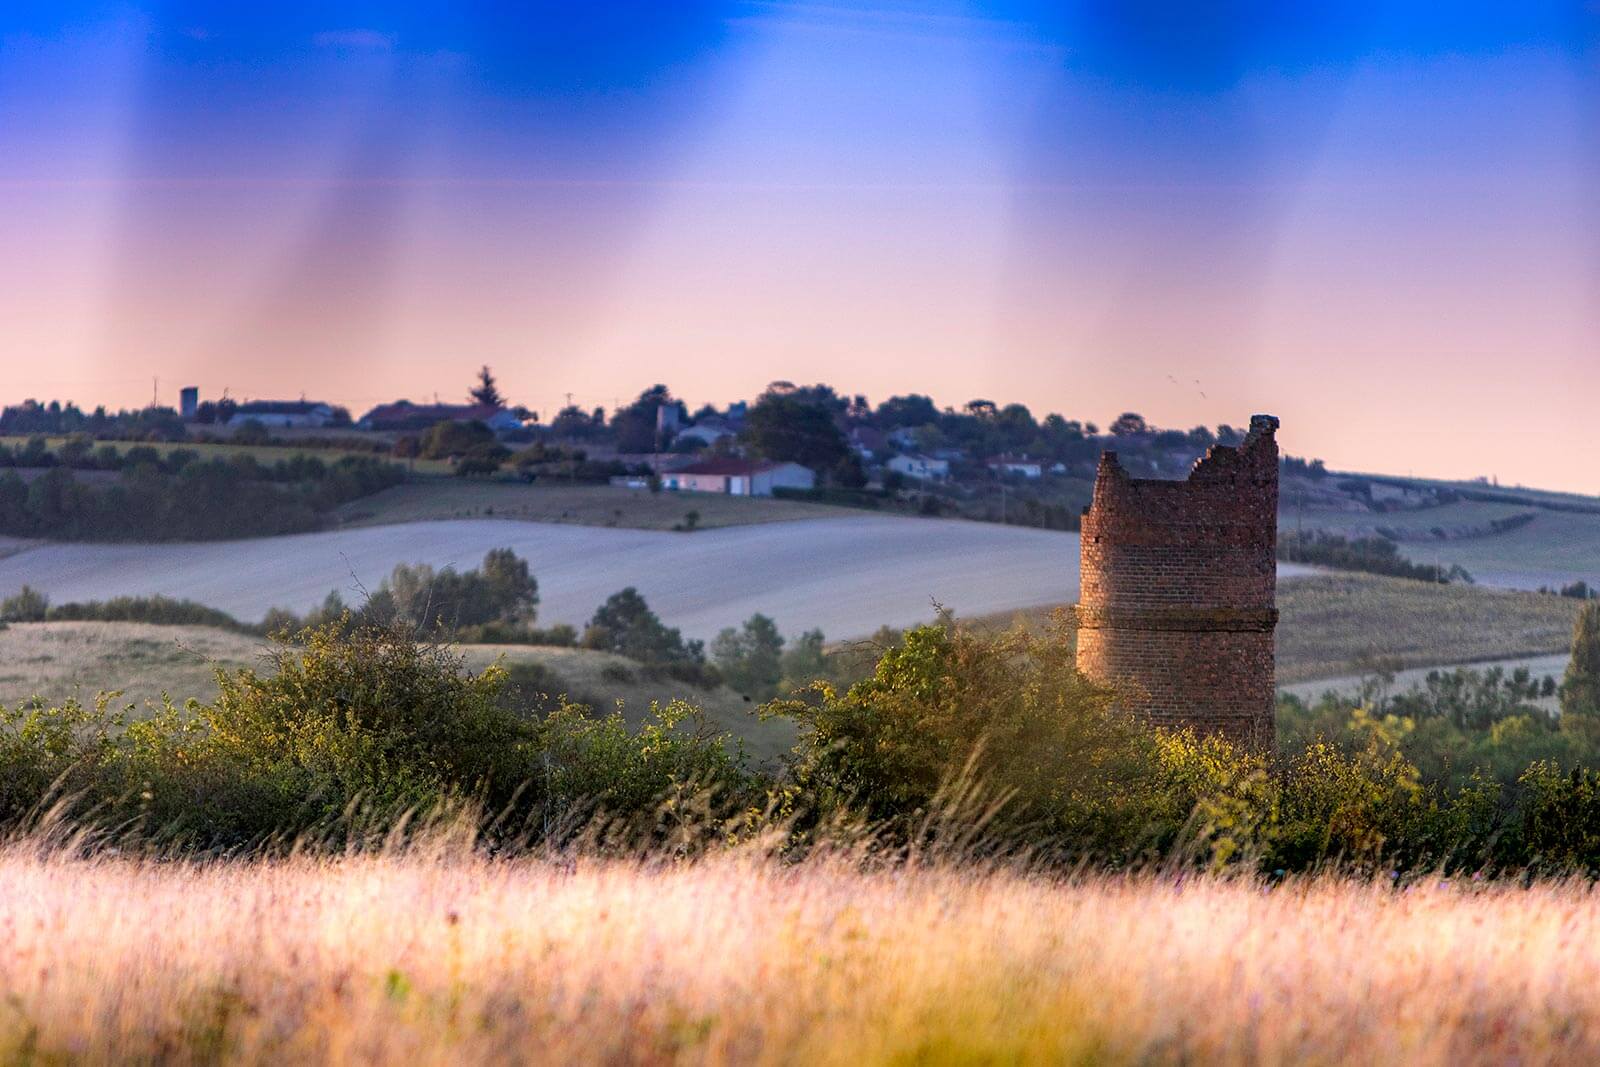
(2, 836, 1599, 1064)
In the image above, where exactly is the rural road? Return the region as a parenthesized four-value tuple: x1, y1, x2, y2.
(0, 517, 1316, 641)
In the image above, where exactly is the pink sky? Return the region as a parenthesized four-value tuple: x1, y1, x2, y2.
(2, 5, 1596, 491)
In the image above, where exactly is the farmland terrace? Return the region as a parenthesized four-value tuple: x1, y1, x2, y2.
(0, 514, 1312, 641)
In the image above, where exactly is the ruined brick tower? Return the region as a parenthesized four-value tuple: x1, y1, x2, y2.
(1076, 414, 1280, 748)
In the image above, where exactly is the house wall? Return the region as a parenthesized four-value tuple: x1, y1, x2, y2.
(670, 473, 732, 494)
(1075, 415, 1280, 749)
(751, 465, 815, 496)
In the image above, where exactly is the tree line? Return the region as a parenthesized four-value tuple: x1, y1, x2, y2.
(8, 594, 1600, 872)
(0, 440, 403, 541)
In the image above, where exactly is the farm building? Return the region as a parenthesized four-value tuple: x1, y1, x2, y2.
(228, 401, 338, 429)
(662, 459, 814, 497)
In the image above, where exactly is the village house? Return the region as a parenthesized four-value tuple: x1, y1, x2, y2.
(661, 458, 815, 497)
(228, 401, 338, 429)
(887, 454, 950, 482)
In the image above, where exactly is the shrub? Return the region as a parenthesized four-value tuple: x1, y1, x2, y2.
(1, 585, 49, 622)
(420, 419, 495, 460)
(45, 595, 245, 631)
(538, 701, 763, 846)
(199, 622, 539, 824)
(767, 613, 1178, 860)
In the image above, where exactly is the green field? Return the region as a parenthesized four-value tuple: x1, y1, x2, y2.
(335, 478, 852, 530)
(1286, 500, 1535, 539)
(1273, 573, 1580, 683)
(1289, 493, 1600, 591)
(0, 622, 795, 763)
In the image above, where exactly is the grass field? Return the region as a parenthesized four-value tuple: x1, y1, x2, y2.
(0, 623, 795, 763)
(3, 849, 1598, 1064)
(1274, 573, 1581, 682)
(971, 572, 1582, 685)
(1387, 510, 1600, 590)
(1290, 501, 1600, 591)
(337, 478, 851, 530)
(0, 621, 262, 709)
(1286, 500, 1535, 539)
(0, 517, 1086, 640)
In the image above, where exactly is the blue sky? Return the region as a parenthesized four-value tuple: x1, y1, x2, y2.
(2, 1, 1597, 485)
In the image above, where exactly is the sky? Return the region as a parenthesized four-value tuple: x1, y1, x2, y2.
(2, 1, 1597, 489)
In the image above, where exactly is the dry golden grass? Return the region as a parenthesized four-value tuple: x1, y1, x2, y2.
(0, 621, 263, 709)
(0, 622, 794, 761)
(3, 848, 1600, 1065)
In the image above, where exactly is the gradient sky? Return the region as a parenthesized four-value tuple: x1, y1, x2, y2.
(2, 2, 1597, 488)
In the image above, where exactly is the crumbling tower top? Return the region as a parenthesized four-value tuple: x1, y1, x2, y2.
(1075, 414, 1280, 747)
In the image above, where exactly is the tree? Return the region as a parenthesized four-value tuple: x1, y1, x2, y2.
(743, 388, 849, 476)
(581, 587, 704, 666)
(874, 394, 939, 428)
(711, 614, 785, 700)
(610, 385, 677, 454)
(1562, 603, 1600, 741)
(469, 365, 504, 408)
(375, 549, 539, 632)
(0, 585, 48, 622)
(1110, 412, 1148, 437)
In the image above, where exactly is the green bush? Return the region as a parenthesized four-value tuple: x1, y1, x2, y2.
(0, 585, 49, 622)
(767, 614, 1180, 861)
(538, 701, 764, 847)
(45, 595, 246, 631)
(0, 618, 762, 852)
(200, 622, 537, 823)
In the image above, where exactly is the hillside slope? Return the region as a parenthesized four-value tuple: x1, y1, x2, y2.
(0, 516, 1095, 641)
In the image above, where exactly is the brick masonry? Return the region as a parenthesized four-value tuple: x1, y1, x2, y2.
(1076, 415, 1279, 748)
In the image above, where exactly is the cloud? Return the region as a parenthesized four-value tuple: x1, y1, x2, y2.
(311, 29, 395, 51)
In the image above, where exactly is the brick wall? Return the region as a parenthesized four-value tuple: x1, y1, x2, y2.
(1076, 415, 1279, 748)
